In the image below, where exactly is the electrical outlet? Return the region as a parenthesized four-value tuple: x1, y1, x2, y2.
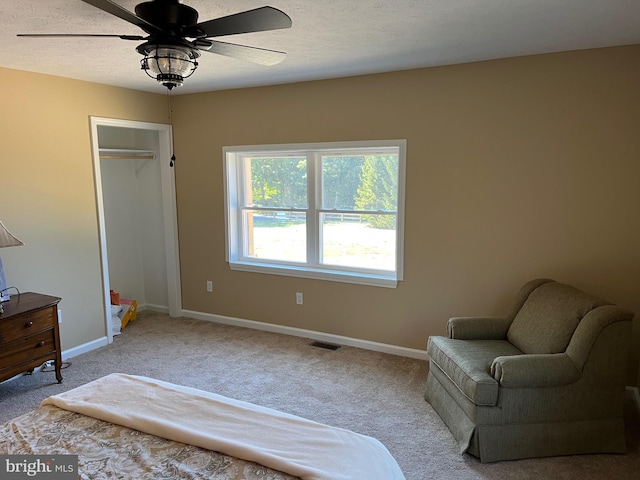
(57, 309, 62, 324)
(296, 292, 303, 305)
(206, 281, 213, 292)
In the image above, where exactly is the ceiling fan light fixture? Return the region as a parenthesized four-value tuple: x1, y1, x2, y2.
(141, 46, 199, 90)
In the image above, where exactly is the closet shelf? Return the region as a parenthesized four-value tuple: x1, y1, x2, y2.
(99, 148, 156, 160)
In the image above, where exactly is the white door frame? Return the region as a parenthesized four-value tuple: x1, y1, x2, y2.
(90, 116, 183, 343)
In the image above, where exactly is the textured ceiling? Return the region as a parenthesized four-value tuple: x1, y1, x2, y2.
(1, 0, 639, 95)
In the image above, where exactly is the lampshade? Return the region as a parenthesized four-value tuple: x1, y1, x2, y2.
(0, 220, 23, 248)
(0, 221, 23, 307)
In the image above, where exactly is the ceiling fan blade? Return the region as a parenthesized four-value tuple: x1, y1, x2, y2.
(80, 0, 162, 34)
(200, 40, 286, 66)
(186, 6, 292, 38)
(17, 33, 145, 40)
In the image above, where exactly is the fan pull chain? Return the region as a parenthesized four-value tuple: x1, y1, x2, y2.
(168, 89, 176, 167)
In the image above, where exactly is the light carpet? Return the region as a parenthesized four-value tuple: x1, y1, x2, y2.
(1, 311, 638, 479)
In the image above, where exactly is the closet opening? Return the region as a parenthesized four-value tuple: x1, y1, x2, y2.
(90, 117, 182, 343)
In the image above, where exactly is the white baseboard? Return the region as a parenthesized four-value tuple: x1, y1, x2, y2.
(61, 336, 109, 361)
(62, 304, 171, 360)
(181, 309, 429, 361)
(138, 303, 169, 314)
(626, 386, 640, 413)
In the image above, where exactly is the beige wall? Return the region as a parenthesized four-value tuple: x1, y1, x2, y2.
(2, 45, 639, 388)
(1, 67, 167, 351)
(172, 45, 640, 385)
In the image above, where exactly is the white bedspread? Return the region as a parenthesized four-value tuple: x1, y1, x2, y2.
(42, 374, 405, 480)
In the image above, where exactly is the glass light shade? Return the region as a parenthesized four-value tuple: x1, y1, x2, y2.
(147, 48, 193, 76)
(141, 46, 199, 89)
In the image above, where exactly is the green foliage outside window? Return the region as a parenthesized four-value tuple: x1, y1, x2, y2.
(247, 154, 398, 229)
(249, 157, 307, 208)
(355, 155, 399, 229)
(322, 156, 365, 210)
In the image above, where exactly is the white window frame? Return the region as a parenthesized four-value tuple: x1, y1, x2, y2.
(223, 140, 406, 288)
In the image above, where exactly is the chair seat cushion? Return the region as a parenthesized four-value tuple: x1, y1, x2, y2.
(427, 337, 522, 406)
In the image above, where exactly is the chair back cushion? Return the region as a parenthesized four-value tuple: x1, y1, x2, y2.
(507, 281, 609, 354)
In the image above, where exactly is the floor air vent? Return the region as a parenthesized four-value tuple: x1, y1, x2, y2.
(310, 341, 341, 351)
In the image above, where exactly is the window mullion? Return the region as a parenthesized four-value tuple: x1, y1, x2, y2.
(306, 153, 318, 266)
(237, 156, 247, 258)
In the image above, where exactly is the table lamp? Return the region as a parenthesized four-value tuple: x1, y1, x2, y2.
(0, 220, 24, 305)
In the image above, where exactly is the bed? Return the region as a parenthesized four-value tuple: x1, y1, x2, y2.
(0, 373, 405, 480)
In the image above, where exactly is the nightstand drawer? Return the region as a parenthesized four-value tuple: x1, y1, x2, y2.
(0, 307, 55, 343)
(0, 330, 55, 367)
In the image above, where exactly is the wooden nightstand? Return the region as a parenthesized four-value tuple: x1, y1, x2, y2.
(0, 292, 63, 384)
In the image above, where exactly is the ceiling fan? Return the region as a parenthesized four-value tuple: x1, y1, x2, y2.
(18, 0, 292, 90)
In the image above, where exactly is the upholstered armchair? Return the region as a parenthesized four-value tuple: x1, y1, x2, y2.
(424, 278, 634, 463)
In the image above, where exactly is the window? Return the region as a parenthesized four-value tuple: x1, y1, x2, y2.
(223, 140, 406, 287)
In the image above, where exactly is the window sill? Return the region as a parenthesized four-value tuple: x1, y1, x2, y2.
(228, 261, 399, 288)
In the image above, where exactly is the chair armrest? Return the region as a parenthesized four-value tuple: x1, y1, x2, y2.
(447, 316, 511, 340)
(566, 305, 634, 371)
(491, 353, 581, 388)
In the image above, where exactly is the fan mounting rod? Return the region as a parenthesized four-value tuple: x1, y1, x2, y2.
(135, 0, 198, 36)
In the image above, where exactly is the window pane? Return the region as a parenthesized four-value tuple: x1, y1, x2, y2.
(243, 210, 306, 263)
(244, 156, 307, 208)
(320, 213, 396, 271)
(321, 155, 365, 210)
(322, 154, 399, 211)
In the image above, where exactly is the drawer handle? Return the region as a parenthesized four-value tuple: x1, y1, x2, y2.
(25, 321, 34, 328)
(37, 341, 45, 348)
